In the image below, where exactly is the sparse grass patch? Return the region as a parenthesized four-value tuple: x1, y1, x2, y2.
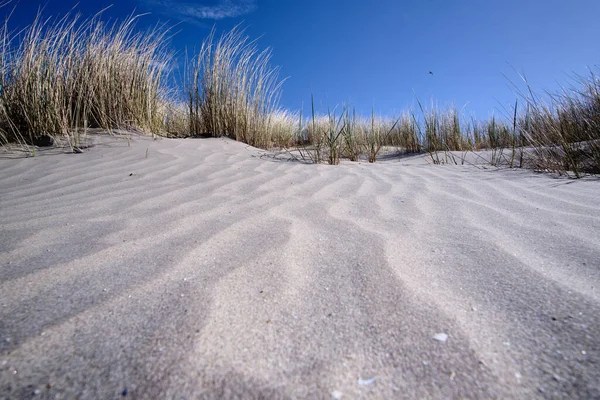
(0, 3, 597, 177)
(516, 70, 600, 176)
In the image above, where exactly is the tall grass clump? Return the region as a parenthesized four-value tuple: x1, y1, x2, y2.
(387, 113, 422, 154)
(187, 26, 285, 148)
(160, 100, 191, 137)
(416, 101, 474, 153)
(341, 108, 361, 161)
(517, 70, 600, 176)
(0, 7, 173, 147)
(267, 109, 299, 148)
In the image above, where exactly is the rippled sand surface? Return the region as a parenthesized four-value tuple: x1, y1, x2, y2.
(1, 135, 599, 399)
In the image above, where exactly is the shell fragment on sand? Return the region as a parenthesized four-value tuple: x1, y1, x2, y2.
(432, 333, 449, 342)
(357, 377, 376, 386)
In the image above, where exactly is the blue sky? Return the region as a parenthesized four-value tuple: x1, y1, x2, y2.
(5, 0, 600, 119)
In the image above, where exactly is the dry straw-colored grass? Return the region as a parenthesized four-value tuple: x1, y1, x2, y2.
(0, 6, 172, 149)
(186, 26, 285, 149)
(1, 3, 598, 176)
(515, 71, 600, 176)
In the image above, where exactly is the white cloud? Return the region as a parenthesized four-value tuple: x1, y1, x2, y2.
(142, 0, 257, 21)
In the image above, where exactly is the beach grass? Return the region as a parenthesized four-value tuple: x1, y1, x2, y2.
(186, 25, 285, 149)
(0, 6, 172, 149)
(0, 4, 598, 176)
(515, 72, 600, 176)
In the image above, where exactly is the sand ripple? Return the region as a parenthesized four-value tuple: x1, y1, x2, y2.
(1, 136, 599, 398)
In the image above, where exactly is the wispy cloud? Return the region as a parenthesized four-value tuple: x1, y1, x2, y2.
(141, 0, 257, 22)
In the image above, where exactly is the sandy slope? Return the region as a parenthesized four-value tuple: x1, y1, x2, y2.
(1, 134, 599, 399)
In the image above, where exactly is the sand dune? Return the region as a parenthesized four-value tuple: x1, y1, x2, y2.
(1, 134, 599, 399)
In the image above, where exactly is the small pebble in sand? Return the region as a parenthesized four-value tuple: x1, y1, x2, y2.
(432, 333, 448, 342)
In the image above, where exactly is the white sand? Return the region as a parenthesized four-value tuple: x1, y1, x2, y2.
(1, 134, 599, 398)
